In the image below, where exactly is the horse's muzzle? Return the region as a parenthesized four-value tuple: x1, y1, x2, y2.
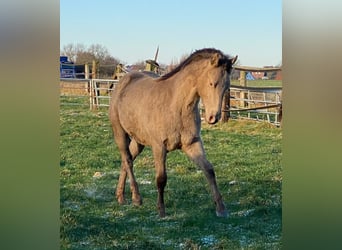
(207, 113, 221, 124)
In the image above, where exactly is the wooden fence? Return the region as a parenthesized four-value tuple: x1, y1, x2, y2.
(227, 85, 282, 126)
(224, 65, 282, 126)
(60, 65, 282, 126)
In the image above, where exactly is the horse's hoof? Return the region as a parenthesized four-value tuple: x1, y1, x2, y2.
(216, 209, 228, 218)
(117, 196, 125, 205)
(158, 212, 166, 218)
(132, 198, 142, 206)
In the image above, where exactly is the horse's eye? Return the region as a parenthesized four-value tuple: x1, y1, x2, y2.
(211, 82, 219, 88)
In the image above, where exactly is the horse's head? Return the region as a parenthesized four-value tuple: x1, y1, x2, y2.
(198, 53, 238, 124)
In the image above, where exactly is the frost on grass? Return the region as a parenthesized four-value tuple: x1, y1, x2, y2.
(233, 208, 256, 217)
(84, 185, 97, 199)
(84, 183, 107, 200)
(63, 201, 81, 211)
(139, 179, 152, 185)
(200, 235, 217, 246)
(92, 171, 106, 178)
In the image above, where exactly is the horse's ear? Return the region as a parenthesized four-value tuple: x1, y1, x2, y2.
(210, 53, 221, 66)
(230, 55, 238, 65)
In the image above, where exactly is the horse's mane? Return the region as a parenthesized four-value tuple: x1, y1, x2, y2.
(157, 48, 233, 82)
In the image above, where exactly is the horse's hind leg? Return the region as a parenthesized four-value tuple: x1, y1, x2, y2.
(130, 139, 145, 161)
(152, 146, 167, 217)
(128, 139, 145, 204)
(113, 126, 142, 206)
(182, 140, 227, 217)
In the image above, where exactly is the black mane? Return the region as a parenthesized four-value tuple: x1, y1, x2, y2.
(157, 48, 233, 81)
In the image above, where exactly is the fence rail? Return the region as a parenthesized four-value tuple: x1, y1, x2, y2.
(60, 78, 282, 126)
(90, 79, 119, 109)
(228, 85, 282, 126)
(60, 78, 119, 109)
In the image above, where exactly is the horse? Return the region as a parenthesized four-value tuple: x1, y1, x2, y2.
(109, 48, 238, 217)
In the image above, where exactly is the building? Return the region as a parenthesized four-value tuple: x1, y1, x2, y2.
(60, 56, 85, 78)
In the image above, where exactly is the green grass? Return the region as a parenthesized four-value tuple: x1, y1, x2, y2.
(231, 80, 282, 87)
(60, 104, 282, 249)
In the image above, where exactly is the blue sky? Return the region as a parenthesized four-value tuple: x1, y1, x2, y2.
(60, 0, 281, 67)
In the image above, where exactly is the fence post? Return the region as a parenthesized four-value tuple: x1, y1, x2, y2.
(89, 79, 93, 110)
(84, 64, 90, 108)
(221, 90, 230, 123)
(277, 102, 282, 127)
(239, 70, 247, 107)
(92, 60, 96, 79)
(85, 63, 89, 79)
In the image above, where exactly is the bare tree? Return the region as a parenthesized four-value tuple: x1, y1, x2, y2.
(75, 51, 95, 65)
(88, 44, 109, 62)
(99, 55, 120, 78)
(61, 43, 86, 63)
(131, 60, 145, 71)
(61, 43, 115, 64)
(61, 43, 121, 77)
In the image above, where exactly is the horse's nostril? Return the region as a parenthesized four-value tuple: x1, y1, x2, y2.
(208, 115, 217, 124)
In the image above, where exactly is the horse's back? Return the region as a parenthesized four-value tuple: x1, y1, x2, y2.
(116, 72, 146, 91)
(111, 72, 149, 105)
(109, 71, 158, 124)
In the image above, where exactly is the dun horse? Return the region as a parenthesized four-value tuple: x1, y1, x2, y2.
(109, 48, 238, 217)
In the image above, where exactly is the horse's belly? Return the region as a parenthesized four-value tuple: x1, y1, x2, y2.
(122, 119, 181, 151)
(118, 95, 182, 150)
(164, 134, 182, 151)
(123, 123, 151, 146)
(128, 128, 181, 151)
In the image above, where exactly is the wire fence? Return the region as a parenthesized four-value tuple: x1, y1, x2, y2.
(228, 85, 282, 126)
(60, 79, 282, 126)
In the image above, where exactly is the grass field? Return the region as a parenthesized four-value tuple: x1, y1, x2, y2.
(60, 104, 282, 249)
(231, 80, 282, 87)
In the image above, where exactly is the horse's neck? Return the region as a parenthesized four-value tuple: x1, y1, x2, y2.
(167, 72, 202, 114)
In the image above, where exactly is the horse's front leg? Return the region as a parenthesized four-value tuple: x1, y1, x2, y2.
(152, 146, 167, 217)
(182, 140, 227, 217)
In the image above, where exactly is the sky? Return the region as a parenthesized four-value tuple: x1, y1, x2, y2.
(60, 0, 281, 67)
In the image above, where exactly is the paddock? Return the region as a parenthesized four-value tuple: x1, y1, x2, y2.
(60, 61, 282, 248)
(60, 104, 282, 249)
